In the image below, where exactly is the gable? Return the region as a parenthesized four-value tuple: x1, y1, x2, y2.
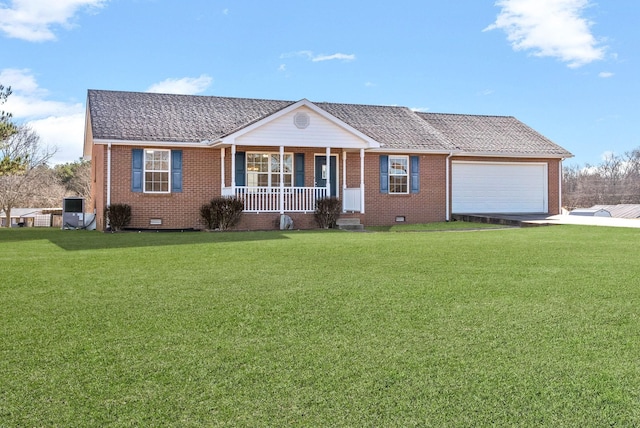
(234, 105, 372, 149)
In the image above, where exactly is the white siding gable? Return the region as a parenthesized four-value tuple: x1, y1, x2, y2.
(235, 106, 371, 149)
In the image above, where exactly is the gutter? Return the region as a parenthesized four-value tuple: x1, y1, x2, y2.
(93, 139, 212, 148)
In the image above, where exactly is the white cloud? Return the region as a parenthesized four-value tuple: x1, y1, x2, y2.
(312, 53, 355, 62)
(598, 71, 614, 78)
(485, 0, 606, 68)
(146, 75, 213, 95)
(0, 68, 85, 164)
(410, 107, 430, 113)
(30, 113, 85, 164)
(280, 51, 356, 62)
(0, 0, 108, 42)
(477, 89, 495, 96)
(278, 64, 287, 72)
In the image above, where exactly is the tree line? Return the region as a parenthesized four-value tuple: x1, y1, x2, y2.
(563, 150, 640, 209)
(1, 85, 91, 226)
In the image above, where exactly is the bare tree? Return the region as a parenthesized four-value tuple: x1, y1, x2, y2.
(563, 149, 640, 208)
(0, 126, 57, 227)
(54, 159, 92, 206)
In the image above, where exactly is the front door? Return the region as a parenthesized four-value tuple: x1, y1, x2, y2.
(315, 155, 337, 197)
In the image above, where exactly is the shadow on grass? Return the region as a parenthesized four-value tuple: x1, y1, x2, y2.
(0, 228, 293, 251)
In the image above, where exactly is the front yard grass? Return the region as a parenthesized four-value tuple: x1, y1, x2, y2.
(1, 226, 639, 426)
(366, 220, 506, 231)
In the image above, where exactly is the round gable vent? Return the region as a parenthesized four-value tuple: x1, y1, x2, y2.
(294, 112, 310, 129)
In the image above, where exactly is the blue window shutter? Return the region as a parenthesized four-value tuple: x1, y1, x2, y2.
(410, 155, 420, 194)
(294, 153, 305, 187)
(380, 155, 389, 193)
(171, 150, 183, 193)
(132, 149, 143, 192)
(235, 151, 246, 186)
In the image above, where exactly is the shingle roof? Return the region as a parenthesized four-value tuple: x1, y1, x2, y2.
(87, 90, 572, 157)
(87, 90, 292, 142)
(417, 112, 572, 157)
(317, 103, 451, 151)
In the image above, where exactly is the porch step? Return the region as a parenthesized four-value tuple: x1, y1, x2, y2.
(336, 218, 364, 231)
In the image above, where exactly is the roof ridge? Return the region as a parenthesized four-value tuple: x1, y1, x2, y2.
(88, 89, 296, 105)
(417, 111, 516, 119)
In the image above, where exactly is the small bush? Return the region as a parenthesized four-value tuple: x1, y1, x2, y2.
(200, 197, 244, 230)
(200, 203, 217, 230)
(104, 203, 131, 232)
(314, 197, 342, 229)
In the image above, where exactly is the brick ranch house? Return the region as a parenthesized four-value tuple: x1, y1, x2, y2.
(83, 90, 573, 231)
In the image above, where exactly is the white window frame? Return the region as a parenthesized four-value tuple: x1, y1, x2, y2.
(389, 155, 409, 194)
(246, 152, 294, 188)
(144, 149, 171, 193)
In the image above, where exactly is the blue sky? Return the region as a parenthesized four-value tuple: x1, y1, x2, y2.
(0, 0, 637, 166)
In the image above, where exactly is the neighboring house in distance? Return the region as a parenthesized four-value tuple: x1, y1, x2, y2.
(590, 204, 640, 219)
(0, 208, 60, 227)
(83, 90, 573, 231)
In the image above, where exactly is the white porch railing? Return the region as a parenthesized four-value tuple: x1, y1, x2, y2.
(343, 188, 362, 212)
(223, 187, 328, 212)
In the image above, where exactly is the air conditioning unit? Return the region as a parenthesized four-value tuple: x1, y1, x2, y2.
(62, 197, 85, 229)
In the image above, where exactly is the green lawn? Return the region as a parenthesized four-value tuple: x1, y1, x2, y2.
(1, 226, 639, 426)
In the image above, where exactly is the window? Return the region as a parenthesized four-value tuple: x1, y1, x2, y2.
(132, 149, 181, 193)
(246, 153, 293, 187)
(380, 155, 419, 194)
(389, 155, 409, 194)
(144, 149, 170, 192)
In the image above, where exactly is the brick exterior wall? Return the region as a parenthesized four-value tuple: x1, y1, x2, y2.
(361, 153, 448, 226)
(90, 143, 563, 231)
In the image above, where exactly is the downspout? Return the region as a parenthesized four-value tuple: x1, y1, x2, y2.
(445, 152, 453, 221)
(106, 143, 112, 227)
(559, 158, 564, 215)
(106, 143, 112, 207)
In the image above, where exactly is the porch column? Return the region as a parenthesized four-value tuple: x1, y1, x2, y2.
(326, 146, 331, 197)
(342, 151, 347, 212)
(342, 151, 347, 190)
(360, 149, 365, 214)
(279, 145, 285, 214)
(231, 144, 236, 190)
(221, 148, 225, 192)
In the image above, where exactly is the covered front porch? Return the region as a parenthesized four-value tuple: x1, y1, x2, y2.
(221, 146, 365, 214)
(207, 99, 381, 215)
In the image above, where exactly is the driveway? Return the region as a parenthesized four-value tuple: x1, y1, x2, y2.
(528, 215, 640, 228)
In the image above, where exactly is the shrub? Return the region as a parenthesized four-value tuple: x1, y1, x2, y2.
(104, 203, 131, 232)
(200, 203, 217, 230)
(314, 197, 342, 229)
(200, 197, 244, 231)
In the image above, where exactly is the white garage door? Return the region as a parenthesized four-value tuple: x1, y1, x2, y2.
(452, 161, 548, 213)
